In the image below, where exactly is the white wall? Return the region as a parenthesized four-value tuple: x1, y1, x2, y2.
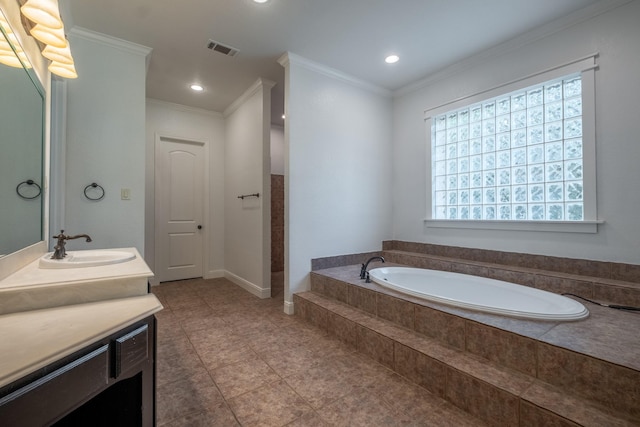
(224, 79, 273, 297)
(392, 1, 640, 264)
(63, 29, 149, 253)
(271, 125, 285, 175)
(281, 54, 393, 312)
(145, 99, 226, 278)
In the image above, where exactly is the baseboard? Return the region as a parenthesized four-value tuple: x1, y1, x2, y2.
(204, 269, 225, 279)
(284, 300, 295, 315)
(225, 271, 270, 299)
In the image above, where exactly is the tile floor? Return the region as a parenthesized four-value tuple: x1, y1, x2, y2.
(151, 277, 486, 426)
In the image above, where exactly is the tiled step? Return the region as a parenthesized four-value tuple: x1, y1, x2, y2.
(309, 264, 640, 421)
(293, 290, 637, 427)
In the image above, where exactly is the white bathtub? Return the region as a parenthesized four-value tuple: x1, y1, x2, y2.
(368, 267, 589, 321)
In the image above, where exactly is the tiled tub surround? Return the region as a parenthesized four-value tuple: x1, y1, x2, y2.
(296, 246, 640, 426)
(312, 242, 640, 309)
(380, 240, 640, 306)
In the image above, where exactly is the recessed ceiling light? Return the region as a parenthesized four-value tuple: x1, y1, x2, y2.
(385, 55, 400, 64)
(253, 0, 269, 3)
(190, 84, 204, 92)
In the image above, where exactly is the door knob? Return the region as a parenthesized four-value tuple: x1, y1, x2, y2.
(197, 225, 202, 230)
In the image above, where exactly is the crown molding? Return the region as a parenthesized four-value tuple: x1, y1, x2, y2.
(146, 98, 224, 117)
(223, 77, 276, 118)
(278, 52, 391, 98)
(69, 27, 152, 58)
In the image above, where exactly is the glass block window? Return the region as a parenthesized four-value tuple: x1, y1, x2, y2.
(431, 74, 584, 221)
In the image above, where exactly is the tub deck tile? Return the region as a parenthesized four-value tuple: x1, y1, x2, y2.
(521, 381, 638, 427)
(312, 263, 640, 372)
(303, 262, 640, 426)
(414, 304, 466, 350)
(296, 288, 640, 426)
(538, 302, 640, 371)
(465, 320, 538, 377)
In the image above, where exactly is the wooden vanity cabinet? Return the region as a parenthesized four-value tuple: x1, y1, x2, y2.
(0, 316, 157, 427)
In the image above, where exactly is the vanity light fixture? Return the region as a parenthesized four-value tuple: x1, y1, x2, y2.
(19, 0, 77, 78)
(385, 54, 400, 64)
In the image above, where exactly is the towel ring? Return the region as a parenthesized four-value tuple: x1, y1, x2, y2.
(84, 182, 105, 201)
(16, 179, 42, 200)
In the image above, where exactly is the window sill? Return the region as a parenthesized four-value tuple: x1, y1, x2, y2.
(424, 219, 603, 233)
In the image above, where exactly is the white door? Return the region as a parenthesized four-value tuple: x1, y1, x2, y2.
(155, 137, 204, 282)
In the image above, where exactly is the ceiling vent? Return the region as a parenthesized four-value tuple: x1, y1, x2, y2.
(206, 39, 239, 57)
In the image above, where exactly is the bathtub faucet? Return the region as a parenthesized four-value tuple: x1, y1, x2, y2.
(360, 256, 385, 280)
(51, 230, 93, 260)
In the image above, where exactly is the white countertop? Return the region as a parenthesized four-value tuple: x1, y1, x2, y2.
(0, 247, 151, 290)
(0, 294, 163, 388)
(0, 248, 155, 316)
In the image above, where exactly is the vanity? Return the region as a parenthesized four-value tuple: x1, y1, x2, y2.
(0, 246, 162, 426)
(0, 300, 159, 426)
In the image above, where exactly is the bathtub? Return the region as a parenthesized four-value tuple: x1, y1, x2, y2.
(368, 267, 589, 321)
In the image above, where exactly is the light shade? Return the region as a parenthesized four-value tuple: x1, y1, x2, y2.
(49, 60, 77, 79)
(29, 23, 67, 48)
(20, 0, 63, 29)
(41, 42, 73, 64)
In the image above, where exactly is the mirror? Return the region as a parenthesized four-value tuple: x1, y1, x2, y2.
(0, 15, 45, 257)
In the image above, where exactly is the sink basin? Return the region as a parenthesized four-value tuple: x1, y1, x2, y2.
(39, 250, 136, 269)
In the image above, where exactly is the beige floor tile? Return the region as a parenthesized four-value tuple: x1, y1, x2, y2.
(156, 371, 226, 422)
(209, 355, 281, 399)
(229, 380, 314, 426)
(316, 388, 413, 426)
(153, 278, 486, 427)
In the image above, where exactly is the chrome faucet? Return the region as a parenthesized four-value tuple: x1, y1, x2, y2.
(360, 256, 385, 282)
(51, 230, 92, 259)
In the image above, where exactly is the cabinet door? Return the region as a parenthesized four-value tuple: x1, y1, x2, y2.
(0, 345, 109, 426)
(114, 324, 149, 378)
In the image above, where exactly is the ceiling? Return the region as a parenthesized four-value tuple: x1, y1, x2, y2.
(62, 0, 603, 125)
